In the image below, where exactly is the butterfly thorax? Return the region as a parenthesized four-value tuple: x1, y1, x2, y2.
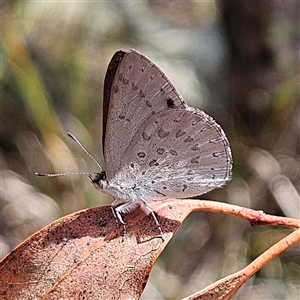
(90, 170, 163, 203)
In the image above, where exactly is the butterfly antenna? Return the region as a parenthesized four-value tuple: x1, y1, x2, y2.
(35, 133, 102, 178)
(67, 132, 102, 171)
(35, 171, 90, 177)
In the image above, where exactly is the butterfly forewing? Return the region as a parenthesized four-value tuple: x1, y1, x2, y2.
(103, 50, 187, 180)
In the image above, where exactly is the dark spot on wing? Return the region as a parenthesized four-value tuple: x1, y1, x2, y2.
(158, 128, 169, 138)
(191, 144, 200, 151)
(142, 131, 151, 141)
(140, 90, 145, 98)
(191, 156, 200, 164)
(176, 129, 186, 138)
(184, 136, 194, 142)
(132, 82, 138, 90)
(169, 150, 178, 156)
(138, 152, 146, 158)
(167, 98, 175, 108)
(113, 84, 119, 94)
(149, 159, 159, 167)
(157, 148, 165, 155)
(122, 78, 129, 84)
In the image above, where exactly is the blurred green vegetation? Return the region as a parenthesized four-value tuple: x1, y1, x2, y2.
(0, 1, 299, 299)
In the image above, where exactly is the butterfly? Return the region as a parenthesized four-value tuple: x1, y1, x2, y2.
(37, 49, 232, 241)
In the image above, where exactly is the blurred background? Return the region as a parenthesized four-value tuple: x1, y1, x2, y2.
(1, 1, 299, 299)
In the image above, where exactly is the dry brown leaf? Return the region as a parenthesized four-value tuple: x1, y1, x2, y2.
(0, 199, 193, 299)
(1, 199, 299, 300)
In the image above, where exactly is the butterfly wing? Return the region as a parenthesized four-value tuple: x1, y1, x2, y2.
(103, 50, 187, 180)
(118, 108, 232, 200)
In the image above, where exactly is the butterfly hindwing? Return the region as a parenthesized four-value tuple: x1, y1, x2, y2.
(117, 109, 232, 200)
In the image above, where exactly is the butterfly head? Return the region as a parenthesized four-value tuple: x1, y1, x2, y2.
(89, 171, 108, 190)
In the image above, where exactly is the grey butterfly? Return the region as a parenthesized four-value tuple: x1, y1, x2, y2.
(37, 49, 232, 240)
(91, 49, 232, 240)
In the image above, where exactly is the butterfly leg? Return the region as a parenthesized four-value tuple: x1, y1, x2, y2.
(141, 202, 165, 242)
(111, 199, 164, 241)
(111, 205, 127, 241)
(111, 199, 143, 240)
